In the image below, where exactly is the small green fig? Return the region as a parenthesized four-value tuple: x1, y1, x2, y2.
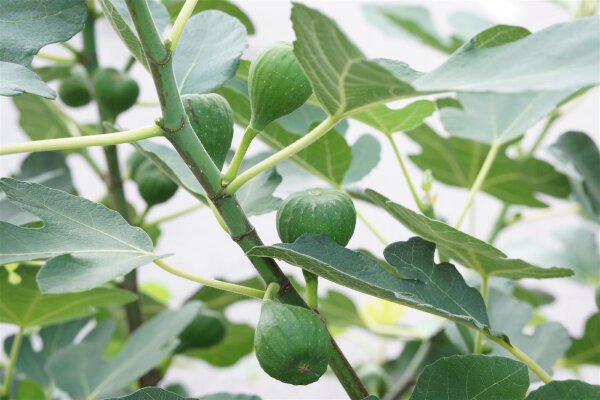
(93, 68, 139, 116)
(58, 75, 92, 107)
(132, 162, 178, 207)
(248, 42, 312, 130)
(277, 188, 356, 246)
(254, 300, 332, 385)
(176, 309, 227, 352)
(182, 93, 234, 169)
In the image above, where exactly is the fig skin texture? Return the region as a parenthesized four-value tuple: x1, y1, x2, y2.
(248, 42, 312, 130)
(254, 300, 332, 385)
(277, 188, 356, 246)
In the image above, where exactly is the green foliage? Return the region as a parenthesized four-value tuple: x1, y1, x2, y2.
(0, 0, 87, 97)
(184, 322, 254, 367)
(0, 179, 159, 293)
(277, 188, 356, 246)
(291, 3, 416, 116)
(487, 286, 570, 380)
(368, 190, 573, 279)
(4, 319, 89, 387)
(565, 312, 600, 366)
(440, 92, 568, 144)
(1, 0, 598, 397)
(551, 131, 600, 221)
(0, 267, 135, 328)
(406, 124, 570, 207)
(254, 300, 332, 385)
(47, 303, 199, 399)
(525, 380, 600, 399)
(248, 42, 312, 130)
(173, 11, 247, 94)
(0, 151, 73, 225)
(410, 355, 529, 400)
(249, 235, 495, 334)
(163, 0, 255, 35)
(0, 61, 55, 98)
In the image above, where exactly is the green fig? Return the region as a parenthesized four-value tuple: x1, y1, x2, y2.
(254, 300, 332, 385)
(93, 68, 139, 116)
(58, 75, 92, 107)
(132, 162, 178, 207)
(248, 42, 312, 130)
(277, 188, 356, 246)
(182, 93, 234, 169)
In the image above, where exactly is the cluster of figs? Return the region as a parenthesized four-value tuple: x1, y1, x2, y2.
(64, 40, 358, 384)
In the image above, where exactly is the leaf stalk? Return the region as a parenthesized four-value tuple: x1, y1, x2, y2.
(455, 141, 501, 229)
(0, 125, 163, 156)
(154, 259, 265, 299)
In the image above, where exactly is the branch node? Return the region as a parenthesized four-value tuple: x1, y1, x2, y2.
(160, 115, 186, 134)
(231, 227, 256, 242)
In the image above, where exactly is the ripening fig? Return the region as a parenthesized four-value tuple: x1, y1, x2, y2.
(182, 93, 234, 169)
(277, 188, 356, 246)
(93, 68, 139, 116)
(248, 42, 312, 130)
(254, 300, 332, 385)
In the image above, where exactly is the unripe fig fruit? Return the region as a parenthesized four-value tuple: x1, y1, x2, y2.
(133, 162, 178, 207)
(182, 93, 234, 169)
(277, 188, 356, 246)
(254, 300, 332, 385)
(176, 309, 227, 352)
(93, 68, 139, 116)
(248, 42, 312, 130)
(58, 75, 92, 107)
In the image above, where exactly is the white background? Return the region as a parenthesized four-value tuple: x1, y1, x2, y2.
(1, 1, 599, 399)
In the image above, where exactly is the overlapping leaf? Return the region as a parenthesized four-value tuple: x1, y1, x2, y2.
(109, 389, 262, 400)
(551, 131, 600, 221)
(0, 62, 55, 98)
(48, 303, 199, 400)
(4, 318, 89, 387)
(0, 152, 73, 225)
(353, 100, 435, 136)
(163, 0, 255, 35)
(184, 322, 254, 367)
(0, 0, 87, 65)
(0, 0, 87, 97)
(343, 134, 381, 184)
(406, 124, 570, 207)
(413, 17, 600, 93)
(367, 190, 573, 279)
(292, 5, 599, 117)
(565, 312, 600, 366)
(410, 355, 529, 400)
(0, 267, 135, 328)
(0, 179, 160, 293)
(249, 234, 498, 335)
(237, 169, 282, 216)
(363, 4, 462, 53)
(291, 3, 417, 116)
(440, 91, 568, 144)
(488, 286, 570, 380)
(525, 380, 600, 399)
(173, 11, 247, 94)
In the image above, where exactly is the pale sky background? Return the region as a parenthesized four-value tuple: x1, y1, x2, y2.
(0, 1, 599, 399)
